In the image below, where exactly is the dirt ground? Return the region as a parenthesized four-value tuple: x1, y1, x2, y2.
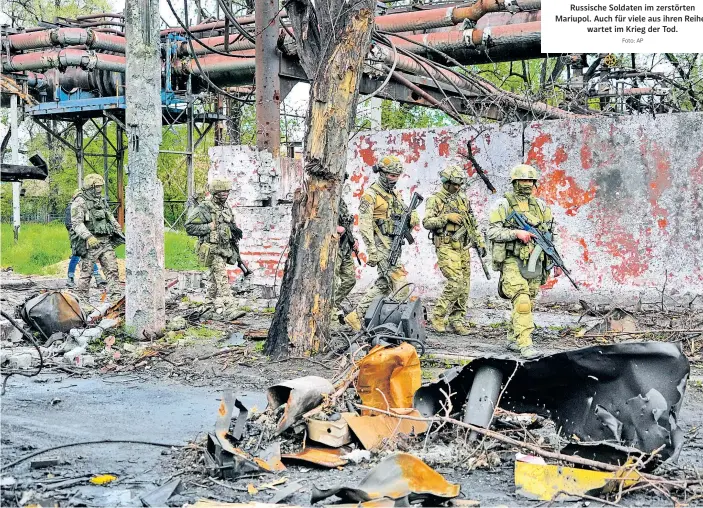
(1, 275, 702, 507)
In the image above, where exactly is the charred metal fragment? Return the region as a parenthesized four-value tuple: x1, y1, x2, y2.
(19, 291, 86, 338)
(362, 296, 426, 353)
(266, 376, 334, 435)
(414, 343, 689, 463)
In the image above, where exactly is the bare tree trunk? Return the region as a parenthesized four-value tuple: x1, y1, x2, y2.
(265, 0, 375, 356)
(124, 0, 166, 338)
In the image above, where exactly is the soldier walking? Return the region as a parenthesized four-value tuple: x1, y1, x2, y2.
(486, 164, 562, 359)
(423, 165, 486, 335)
(344, 155, 419, 331)
(70, 174, 123, 302)
(332, 180, 358, 321)
(184, 179, 244, 318)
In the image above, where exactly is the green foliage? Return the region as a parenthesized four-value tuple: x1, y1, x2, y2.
(0, 222, 203, 274)
(380, 100, 454, 130)
(185, 326, 222, 340)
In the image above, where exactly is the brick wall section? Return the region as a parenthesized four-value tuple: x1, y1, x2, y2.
(210, 113, 703, 305)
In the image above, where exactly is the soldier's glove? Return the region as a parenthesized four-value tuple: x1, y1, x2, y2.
(87, 236, 100, 249)
(209, 231, 219, 243)
(477, 246, 487, 258)
(367, 253, 379, 267)
(445, 213, 463, 224)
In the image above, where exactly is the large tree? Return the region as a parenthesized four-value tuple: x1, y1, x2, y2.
(265, 0, 375, 356)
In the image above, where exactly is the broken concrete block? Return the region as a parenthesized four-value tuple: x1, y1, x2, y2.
(69, 328, 83, 339)
(80, 327, 103, 343)
(82, 355, 95, 368)
(75, 335, 89, 348)
(8, 353, 33, 370)
(167, 316, 187, 331)
(97, 318, 120, 331)
(64, 346, 86, 365)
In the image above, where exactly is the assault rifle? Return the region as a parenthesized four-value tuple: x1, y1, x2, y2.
(505, 211, 579, 290)
(444, 202, 491, 280)
(339, 215, 362, 265)
(229, 223, 252, 277)
(387, 191, 424, 267)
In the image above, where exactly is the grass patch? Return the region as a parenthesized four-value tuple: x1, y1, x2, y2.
(262, 307, 275, 314)
(254, 341, 265, 352)
(185, 326, 222, 340)
(1, 222, 203, 274)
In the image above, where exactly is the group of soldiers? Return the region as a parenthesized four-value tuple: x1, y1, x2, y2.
(333, 154, 561, 359)
(65, 154, 560, 358)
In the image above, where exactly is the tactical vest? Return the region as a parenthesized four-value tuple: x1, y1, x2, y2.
(492, 192, 550, 279)
(81, 193, 115, 237)
(368, 183, 406, 237)
(431, 191, 474, 248)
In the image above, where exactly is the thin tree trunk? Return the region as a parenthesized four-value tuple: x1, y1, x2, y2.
(265, 0, 375, 356)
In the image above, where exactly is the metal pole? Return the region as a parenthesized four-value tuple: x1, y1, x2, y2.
(186, 76, 194, 198)
(255, 0, 281, 156)
(10, 95, 21, 242)
(116, 125, 125, 226)
(103, 118, 109, 199)
(76, 120, 84, 186)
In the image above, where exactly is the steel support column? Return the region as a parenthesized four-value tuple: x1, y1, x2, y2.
(186, 78, 195, 199)
(103, 118, 109, 199)
(116, 125, 125, 226)
(255, 0, 280, 156)
(10, 95, 21, 241)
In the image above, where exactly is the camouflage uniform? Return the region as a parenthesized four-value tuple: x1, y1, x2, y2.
(332, 198, 357, 314)
(487, 164, 556, 359)
(184, 179, 243, 310)
(423, 165, 485, 335)
(344, 155, 419, 331)
(70, 174, 122, 301)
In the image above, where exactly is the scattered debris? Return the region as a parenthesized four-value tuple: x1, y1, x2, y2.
(341, 449, 371, 464)
(583, 307, 638, 335)
(269, 480, 304, 504)
(343, 409, 428, 451)
(167, 316, 187, 331)
(267, 376, 334, 435)
(140, 478, 182, 507)
(311, 453, 459, 505)
(281, 447, 349, 468)
(307, 418, 352, 447)
(29, 458, 59, 469)
(356, 343, 420, 415)
(362, 296, 426, 353)
(225, 332, 245, 347)
(514, 454, 640, 501)
(19, 291, 85, 338)
(89, 474, 117, 485)
(415, 342, 689, 462)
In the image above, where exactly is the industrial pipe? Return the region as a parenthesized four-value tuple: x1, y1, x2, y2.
(375, 0, 540, 32)
(176, 34, 255, 56)
(2, 49, 126, 73)
(161, 14, 256, 35)
(6, 28, 126, 53)
(172, 52, 256, 87)
(475, 9, 541, 27)
(20, 68, 124, 99)
(75, 12, 124, 20)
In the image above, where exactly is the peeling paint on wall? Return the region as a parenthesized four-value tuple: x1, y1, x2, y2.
(210, 113, 703, 305)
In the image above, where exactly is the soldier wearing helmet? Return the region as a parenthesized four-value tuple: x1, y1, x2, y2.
(423, 164, 486, 335)
(343, 155, 420, 331)
(184, 178, 244, 317)
(70, 173, 122, 302)
(486, 164, 562, 359)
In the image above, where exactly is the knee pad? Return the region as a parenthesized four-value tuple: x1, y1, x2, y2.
(514, 293, 532, 314)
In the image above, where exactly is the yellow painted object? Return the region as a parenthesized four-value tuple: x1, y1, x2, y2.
(514, 460, 640, 501)
(90, 474, 117, 485)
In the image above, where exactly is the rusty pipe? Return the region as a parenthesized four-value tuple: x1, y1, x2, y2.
(375, 0, 540, 32)
(2, 49, 126, 72)
(6, 28, 126, 53)
(176, 34, 255, 56)
(161, 14, 257, 35)
(476, 9, 541, 27)
(172, 52, 256, 86)
(75, 12, 124, 20)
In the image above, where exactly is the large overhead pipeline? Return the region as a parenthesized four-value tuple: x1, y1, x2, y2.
(5, 27, 126, 53)
(475, 9, 541, 27)
(172, 52, 256, 87)
(374, 0, 540, 32)
(386, 21, 542, 64)
(2, 48, 126, 72)
(161, 14, 256, 35)
(176, 34, 255, 56)
(19, 68, 124, 99)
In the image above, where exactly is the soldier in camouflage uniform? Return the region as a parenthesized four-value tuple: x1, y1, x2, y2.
(486, 164, 562, 359)
(70, 174, 122, 302)
(184, 179, 243, 315)
(423, 165, 486, 335)
(344, 155, 419, 331)
(332, 189, 358, 320)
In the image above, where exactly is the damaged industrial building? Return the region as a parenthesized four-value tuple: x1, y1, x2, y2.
(1, 0, 703, 505)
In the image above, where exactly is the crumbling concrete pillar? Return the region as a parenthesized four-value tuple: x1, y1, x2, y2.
(124, 0, 165, 337)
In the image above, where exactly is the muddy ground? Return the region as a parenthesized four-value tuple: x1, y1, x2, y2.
(1, 276, 702, 507)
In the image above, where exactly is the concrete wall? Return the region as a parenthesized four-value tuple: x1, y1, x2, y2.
(210, 113, 703, 304)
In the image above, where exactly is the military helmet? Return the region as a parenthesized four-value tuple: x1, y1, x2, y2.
(439, 165, 466, 185)
(83, 173, 105, 188)
(509, 164, 539, 181)
(374, 154, 403, 175)
(209, 179, 231, 193)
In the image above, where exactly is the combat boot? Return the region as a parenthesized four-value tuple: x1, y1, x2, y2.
(344, 311, 362, 332)
(519, 346, 542, 360)
(506, 340, 520, 352)
(67, 275, 75, 288)
(449, 320, 472, 336)
(429, 315, 446, 333)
